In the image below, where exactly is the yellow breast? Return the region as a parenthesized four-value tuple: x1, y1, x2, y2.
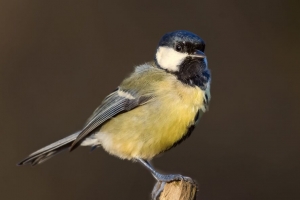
(98, 75, 206, 160)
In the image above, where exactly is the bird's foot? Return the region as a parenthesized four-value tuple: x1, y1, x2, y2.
(151, 173, 195, 199)
(152, 181, 166, 200)
(153, 172, 194, 183)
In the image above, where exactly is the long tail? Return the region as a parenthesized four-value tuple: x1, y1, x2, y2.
(18, 131, 80, 166)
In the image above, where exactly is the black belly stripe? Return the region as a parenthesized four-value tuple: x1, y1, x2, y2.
(170, 125, 195, 149)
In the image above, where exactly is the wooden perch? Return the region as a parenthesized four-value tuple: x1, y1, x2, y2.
(152, 179, 198, 200)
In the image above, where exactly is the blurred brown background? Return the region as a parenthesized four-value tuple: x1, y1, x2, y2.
(1, 0, 299, 199)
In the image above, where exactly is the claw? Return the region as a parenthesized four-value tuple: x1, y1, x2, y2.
(151, 181, 166, 200)
(181, 176, 195, 184)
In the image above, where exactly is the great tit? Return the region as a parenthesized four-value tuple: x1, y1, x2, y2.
(18, 30, 211, 184)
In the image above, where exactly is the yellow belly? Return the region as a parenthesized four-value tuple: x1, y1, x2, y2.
(98, 76, 205, 160)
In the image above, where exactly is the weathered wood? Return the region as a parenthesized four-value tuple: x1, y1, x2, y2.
(152, 180, 198, 200)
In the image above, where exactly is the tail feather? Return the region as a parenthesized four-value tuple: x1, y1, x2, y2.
(18, 131, 80, 166)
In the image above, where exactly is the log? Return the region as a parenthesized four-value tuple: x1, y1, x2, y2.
(152, 180, 198, 200)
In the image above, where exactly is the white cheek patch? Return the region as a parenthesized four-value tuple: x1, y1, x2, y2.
(156, 47, 187, 72)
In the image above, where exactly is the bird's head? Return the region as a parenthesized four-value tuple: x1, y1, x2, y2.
(155, 30, 210, 89)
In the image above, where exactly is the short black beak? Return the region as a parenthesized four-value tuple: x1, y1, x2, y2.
(191, 50, 206, 58)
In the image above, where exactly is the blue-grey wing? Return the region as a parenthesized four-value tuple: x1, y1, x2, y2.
(70, 89, 152, 151)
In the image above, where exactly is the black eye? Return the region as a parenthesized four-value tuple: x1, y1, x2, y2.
(175, 44, 183, 52)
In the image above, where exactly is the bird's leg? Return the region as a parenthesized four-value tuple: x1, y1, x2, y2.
(136, 158, 194, 183)
(137, 158, 195, 199)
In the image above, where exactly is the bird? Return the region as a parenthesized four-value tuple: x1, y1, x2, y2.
(18, 30, 211, 185)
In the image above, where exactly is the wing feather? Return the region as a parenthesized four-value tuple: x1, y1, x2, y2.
(69, 89, 152, 151)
